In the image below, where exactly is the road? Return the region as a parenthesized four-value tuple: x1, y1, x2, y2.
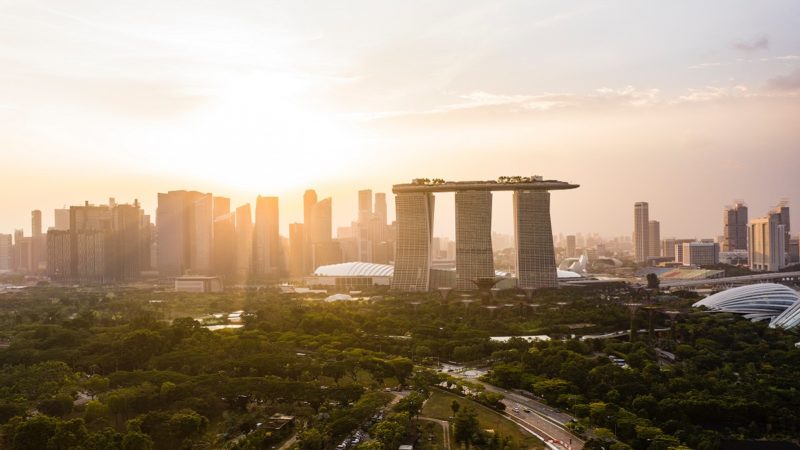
(443, 366, 583, 450)
(418, 417, 451, 450)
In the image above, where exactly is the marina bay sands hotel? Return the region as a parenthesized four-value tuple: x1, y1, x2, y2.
(390, 177, 579, 292)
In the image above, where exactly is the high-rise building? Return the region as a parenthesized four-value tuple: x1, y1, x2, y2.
(13, 229, 31, 273)
(648, 220, 660, 258)
(391, 192, 435, 292)
(156, 191, 213, 278)
(681, 242, 719, 266)
(288, 223, 305, 278)
(514, 190, 558, 289)
(749, 210, 787, 271)
(30, 210, 46, 271)
(46, 230, 71, 280)
(375, 193, 387, 227)
(253, 196, 281, 277)
(455, 190, 494, 290)
(109, 202, 142, 281)
(213, 196, 230, 219)
(565, 235, 576, 258)
(358, 189, 373, 223)
(235, 204, 253, 281)
(773, 201, 791, 256)
(303, 190, 318, 274)
(633, 202, 649, 263)
(53, 209, 70, 231)
(723, 202, 748, 251)
(0, 234, 12, 272)
(213, 212, 236, 279)
(190, 194, 213, 275)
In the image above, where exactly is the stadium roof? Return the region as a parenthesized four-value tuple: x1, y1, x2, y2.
(314, 262, 394, 277)
(313, 262, 582, 280)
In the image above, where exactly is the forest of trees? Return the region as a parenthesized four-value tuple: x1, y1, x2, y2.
(0, 284, 796, 449)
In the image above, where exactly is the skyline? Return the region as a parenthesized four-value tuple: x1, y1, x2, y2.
(2, 0, 799, 238)
(2, 181, 796, 244)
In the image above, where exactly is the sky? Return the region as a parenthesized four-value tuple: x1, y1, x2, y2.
(1, 0, 799, 240)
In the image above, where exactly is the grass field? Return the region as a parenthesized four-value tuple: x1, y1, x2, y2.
(421, 389, 544, 449)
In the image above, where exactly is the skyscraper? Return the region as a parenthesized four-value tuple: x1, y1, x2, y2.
(288, 223, 305, 278)
(514, 190, 557, 289)
(565, 235, 576, 258)
(633, 202, 649, 263)
(235, 204, 253, 281)
(30, 210, 46, 271)
(303, 190, 318, 274)
(310, 197, 333, 270)
(455, 191, 494, 290)
(374, 193, 387, 228)
(213, 212, 236, 279)
(391, 192, 435, 292)
(0, 234, 12, 272)
(253, 196, 281, 277)
(749, 212, 786, 271)
(156, 190, 213, 278)
(723, 202, 748, 251)
(53, 209, 70, 231)
(358, 189, 373, 223)
(648, 220, 661, 258)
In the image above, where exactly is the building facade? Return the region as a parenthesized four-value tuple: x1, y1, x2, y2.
(633, 202, 649, 263)
(391, 192, 435, 292)
(749, 213, 787, 271)
(648, 220, 661, 258)
(455, 190, 494, 290)
(514, 190, 558, 289)
(723, 202, 748, 251)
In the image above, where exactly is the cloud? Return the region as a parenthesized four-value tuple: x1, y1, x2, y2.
(732, 34, 769, 52)
(766, 68, 800, 91)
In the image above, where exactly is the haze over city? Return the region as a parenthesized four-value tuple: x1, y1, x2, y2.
(2, 0, 799, 238)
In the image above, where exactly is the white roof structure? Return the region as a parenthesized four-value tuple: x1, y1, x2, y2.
(314, 261, 582, 280)
(324, 293, 354, 302)
(314, 262, 394, 277)
(693, 283, 800, 328)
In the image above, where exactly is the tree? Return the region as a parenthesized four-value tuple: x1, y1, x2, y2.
(388, 358, 413, 386)
(646, 273, 659, 290)
(395, 392, 425, 418)
(451, 400, 461, 417)
(299, 429, 325, 450)
(453, 407, 480, 449)
(373, 420, 405, 450)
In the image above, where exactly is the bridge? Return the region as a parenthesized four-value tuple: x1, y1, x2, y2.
(661, 271, 800, 289)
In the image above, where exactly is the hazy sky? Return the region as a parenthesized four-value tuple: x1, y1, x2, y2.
(1, 0, 799, 239)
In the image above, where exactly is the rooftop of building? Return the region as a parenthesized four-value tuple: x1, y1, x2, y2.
(392, 177, 579, 193)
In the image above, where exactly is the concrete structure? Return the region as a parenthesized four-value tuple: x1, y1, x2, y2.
(53, 209, 70, 231)
(235, 204, 253, 281)
(254, 196, 282, 278)
(175, 276, 223, 293)
(648, 220, 660, 258)
(633, 202, 649, 263)
(157, 190, 213, 278)
(565, 235, 576, 258)
(681, 242, 720, 266)
(0, 234, 12, 272)
(455, 190, 494, 289)
(391, 178, 578, 292)
(514, 190, 557, 289)
(288, 223, 305, 277)
(723, 202, 748, 251)
(749, 211, 787, 272)
(672, 238, 697, 263)
(392, 191, 435, 291)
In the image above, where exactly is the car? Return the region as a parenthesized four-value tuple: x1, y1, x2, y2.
(523, 408, 531, 413)
(513, 407, 520, 412)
